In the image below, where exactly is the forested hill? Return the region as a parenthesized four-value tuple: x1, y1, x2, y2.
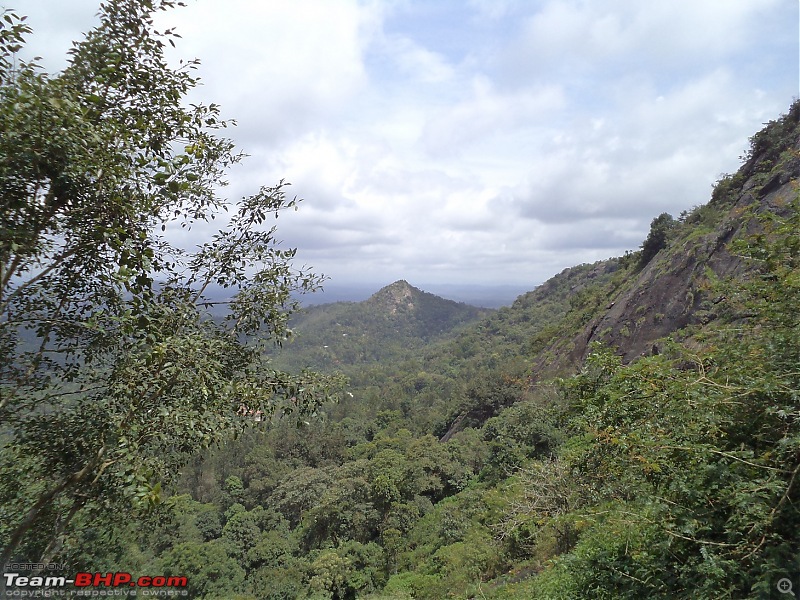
(5, 4, 798, 597)
(271, 280, 491, 371)
(88, 103, 800, 599)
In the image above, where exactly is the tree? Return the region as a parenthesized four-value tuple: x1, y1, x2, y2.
(0, 0, 338, 569)
(158, 541, 247, 599)
(637, 212, 676, 269)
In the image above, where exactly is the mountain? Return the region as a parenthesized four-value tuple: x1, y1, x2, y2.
(357, 101, 800, 438)
(113, 103, 800, 599)
(534, 100, 800, 371)
(271, 280, 492, 372)
(299, 282, 530, 308)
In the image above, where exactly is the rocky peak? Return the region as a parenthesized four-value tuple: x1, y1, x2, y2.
(367, 280, 419, 315)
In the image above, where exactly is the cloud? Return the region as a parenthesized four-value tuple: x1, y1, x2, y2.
(156, 0, 369, 146)
(421, 76, 565, 156)
(12, 0, 800, 292)
(377, 33, 456, 83)
(507, 0, 786, 79)
(467, 0, 523, 21)
(505, 62, 794, 230)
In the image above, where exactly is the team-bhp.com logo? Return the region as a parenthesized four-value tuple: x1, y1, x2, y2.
(3, 571, 188, 597)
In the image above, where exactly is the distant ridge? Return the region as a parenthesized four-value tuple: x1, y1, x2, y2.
(299, 281, 528, 308)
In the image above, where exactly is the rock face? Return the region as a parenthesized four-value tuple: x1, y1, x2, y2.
(515, 101, 800, 378)
(366, 280, 419, 315)
(568, 103, 800, 364)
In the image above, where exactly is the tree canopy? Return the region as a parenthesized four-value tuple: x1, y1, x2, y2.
(0, 0, 337, 568)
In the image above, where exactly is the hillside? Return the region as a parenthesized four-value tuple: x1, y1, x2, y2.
(271, 280, 491, 372)
(494, 100, 800, 374)
(251, 102, 800, 439)
(280, 99, 800, 457)
(558, 104, 800, 367)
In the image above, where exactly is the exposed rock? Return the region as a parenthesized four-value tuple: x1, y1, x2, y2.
(535, 102, 800, 371)
(366, 280, 418, 315)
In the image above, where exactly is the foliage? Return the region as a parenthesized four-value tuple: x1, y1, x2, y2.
(270, 280, 490, 374)
(744, 100, 800, 173)
(158, 541, 247, 599)
(484, 388, 563, 469)
(709, 171, 746, 207)
(637, 212, 676, 269)
(115, 187, 800, 598)
(520, 199, 800, 597)
(0, 0, 338, 567)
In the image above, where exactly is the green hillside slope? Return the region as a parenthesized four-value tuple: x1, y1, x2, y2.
(271, 280, 492, 372)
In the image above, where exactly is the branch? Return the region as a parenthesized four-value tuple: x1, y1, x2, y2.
(658, 445, 787, 473)
(33, 497, 86, 573)
(0, 243, 81, 315)
(0, 446, 105, 568)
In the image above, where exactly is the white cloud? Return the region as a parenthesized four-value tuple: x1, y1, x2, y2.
(421, 75, 565, 156)
(156, 0, 369, 145)
(510, 0, 785, 77)
(467, 0, 521, 21)
(11, 0, 800, 293)
(378, 34, 456, 83)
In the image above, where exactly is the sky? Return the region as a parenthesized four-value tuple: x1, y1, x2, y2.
(11, 0, 800, 299)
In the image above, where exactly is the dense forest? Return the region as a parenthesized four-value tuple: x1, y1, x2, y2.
(2, 2, 799, 599)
